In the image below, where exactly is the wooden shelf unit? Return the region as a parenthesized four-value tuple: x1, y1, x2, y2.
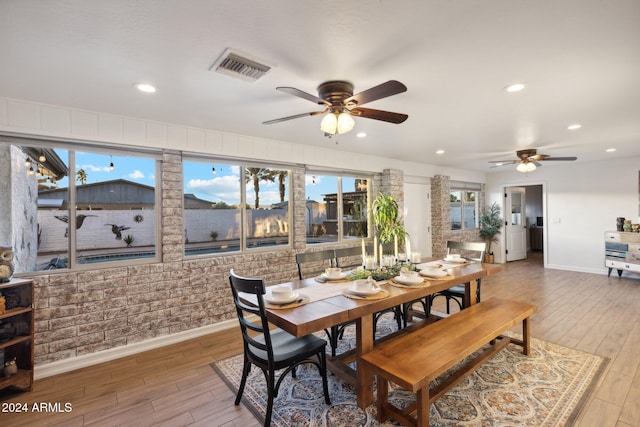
(0, 278, 34, 392)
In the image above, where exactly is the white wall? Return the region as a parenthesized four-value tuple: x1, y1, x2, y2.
(0, 97, 484, 260)
(486, 157, 640, 274)
(2, 98, 639, 275)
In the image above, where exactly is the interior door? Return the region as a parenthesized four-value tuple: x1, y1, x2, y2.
(506, 187, 527, 261)
(403, 179, 432, 257)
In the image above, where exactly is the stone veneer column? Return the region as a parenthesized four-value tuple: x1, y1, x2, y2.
(431, 175, 450, 257)
(372, 169, 405, 242)
(378, 169, 404, 213)
(161, 150, 184, 262)
(291, 167, 306, 250)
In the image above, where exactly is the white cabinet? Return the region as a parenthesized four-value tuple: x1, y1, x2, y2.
(605, 231, 640, 277)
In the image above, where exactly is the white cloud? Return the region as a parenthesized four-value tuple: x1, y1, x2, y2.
(187, 176, 240, 204)
(129, 170, 144, 179)
(79, 164, 110, 173)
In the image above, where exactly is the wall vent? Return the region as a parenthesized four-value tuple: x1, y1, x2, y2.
(209, 48, 272, 82)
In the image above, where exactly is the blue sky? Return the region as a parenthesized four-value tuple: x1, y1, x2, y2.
(52, 150, 358, 206)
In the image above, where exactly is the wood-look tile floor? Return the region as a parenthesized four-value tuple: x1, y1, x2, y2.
(1, 253, 639, 426)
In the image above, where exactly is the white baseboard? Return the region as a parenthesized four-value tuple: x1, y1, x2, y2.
(545, 264, 606, 275)
(35, 318, 239, 380)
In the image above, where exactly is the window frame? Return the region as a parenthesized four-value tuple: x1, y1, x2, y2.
(182, 155, 293, 257)
(450, 181, 481, 231)
(1, 135, 162, 273)
(304, 170, 372, 245)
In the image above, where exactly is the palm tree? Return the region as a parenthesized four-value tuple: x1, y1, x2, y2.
(245, 168, 276, 209)
(76, 168, 88, 185)
(276, 170, 287, 203)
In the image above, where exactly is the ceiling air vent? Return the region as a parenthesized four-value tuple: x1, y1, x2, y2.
(210, 48, 272, 82)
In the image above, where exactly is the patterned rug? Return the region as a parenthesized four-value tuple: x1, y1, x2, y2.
(212, 314, 607, 426)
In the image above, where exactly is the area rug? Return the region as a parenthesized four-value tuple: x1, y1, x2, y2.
(212, 315, 607, 426)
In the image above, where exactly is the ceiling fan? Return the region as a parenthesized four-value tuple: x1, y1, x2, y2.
(263, 80, 408, 135)
(489, 149, 577, 172)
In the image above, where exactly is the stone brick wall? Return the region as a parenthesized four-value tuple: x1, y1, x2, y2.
(430, 175, 485, 258)
(31, 158, 399, 365)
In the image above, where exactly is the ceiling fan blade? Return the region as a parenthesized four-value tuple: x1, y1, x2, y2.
(262, 109, 327, 125)
(488, 160, 518, 164)
(350, 107, 408, 124)
(344, 80, 407, 106)
(539, 156, 578, 161)
(276, 87, 330, 106)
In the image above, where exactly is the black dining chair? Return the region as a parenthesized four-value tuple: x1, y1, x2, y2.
(295, 250, 336, 280)
(334, 245, 403, 340)
(431, 241, 486, 313)
(296, 249, 348, 356)
(229, 269, 331, 426)
(334, 246, 364, 270)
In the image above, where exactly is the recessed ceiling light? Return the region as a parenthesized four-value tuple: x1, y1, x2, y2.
(436, 149, 445, 155)
(134, 83, 157, 93)
(504, 83, 525, 93)
(606, 148, 616, 152)
(567, 123, 582, 130)
(356, 132, 367, 138)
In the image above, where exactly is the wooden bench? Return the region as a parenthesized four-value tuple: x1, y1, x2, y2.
(359, 297, 537, 427)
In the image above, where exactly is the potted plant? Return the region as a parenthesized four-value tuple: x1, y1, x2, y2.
(371, 192, 407, 247)
(478, 202, 502, 263)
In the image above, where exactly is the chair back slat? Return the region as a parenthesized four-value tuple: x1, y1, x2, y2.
(446, 241, 486, 262)
(335, 246, 364, 269)
(295, 249, 336, 279)
(229, 269, 273, 357)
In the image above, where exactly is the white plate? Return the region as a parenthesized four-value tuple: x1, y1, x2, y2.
(443, 257, 466, 263)
(394, 275, 424, 285)
(419, 268, 448, 278)
(265, 292, 300, 304)
(348, 287, 381, 296)
(321, 272, 348, 281)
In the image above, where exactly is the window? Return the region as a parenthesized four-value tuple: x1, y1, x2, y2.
(305, 173, 369, 244)
(0, 138, 159, 272)
(450, 187, 479, 230)
(183, 159, 291, 256)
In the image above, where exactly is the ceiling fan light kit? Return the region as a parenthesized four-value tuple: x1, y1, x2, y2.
(264, 80, 408, 136)
(490, 148, 577, 173)
(516, 162, 536, 173)
(320, 110, 355, 134)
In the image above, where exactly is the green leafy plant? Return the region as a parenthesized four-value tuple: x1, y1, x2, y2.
(123, 234, 134, 247)
(479, 202, 503, 255)
(371, 192, 407, 244)
(210, 230, 219, 241)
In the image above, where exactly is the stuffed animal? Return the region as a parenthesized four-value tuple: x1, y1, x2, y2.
(3, 358, 17, 377)
(0, 247, 14, 283)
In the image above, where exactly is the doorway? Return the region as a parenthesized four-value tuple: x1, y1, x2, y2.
(502, 183, 545, 265)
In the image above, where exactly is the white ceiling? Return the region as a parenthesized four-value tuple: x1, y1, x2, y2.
(1, 0, 639, 173)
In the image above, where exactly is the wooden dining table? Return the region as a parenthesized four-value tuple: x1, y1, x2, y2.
(241, 259, 503, 409)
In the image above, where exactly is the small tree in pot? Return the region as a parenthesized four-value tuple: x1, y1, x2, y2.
(479, 202, 502, 263)
(371, 192, 407, 247)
